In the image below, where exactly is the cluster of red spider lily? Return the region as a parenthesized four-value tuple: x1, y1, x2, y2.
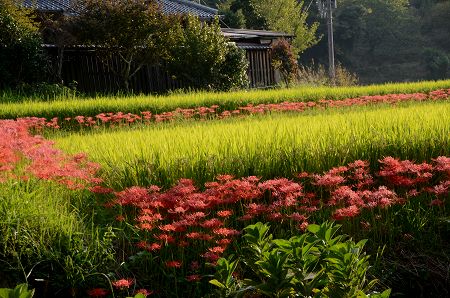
(105, 156, 449, 280)
(18, 88, 450, 130)
(0, 119, 101, 188)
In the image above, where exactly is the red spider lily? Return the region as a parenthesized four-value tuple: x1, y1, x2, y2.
(201, 251, 221, 262)
(298, 221, 309, 231)
(208, 246, 225, 254)
(216, 238, 232, 246)
(313, 173, 346, 188)
(289, 213, 307, 222)
(332, 205, 360, 220)
(112, 278, 134, 289)
(154, 234, 175, 244)
(89, 185, 114, 194)
(201, 218, 224, 229)
(165, 260, 182, 268)
(16, 89, 450, 131)
(212, 228, 240, 237)
(217, 210, 233, 217)
(0, 120, 100, 188)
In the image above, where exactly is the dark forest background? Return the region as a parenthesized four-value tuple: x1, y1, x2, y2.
(199, 0, 450, 84)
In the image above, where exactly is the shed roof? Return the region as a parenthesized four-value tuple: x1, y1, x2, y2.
(17, 0, 218, 19)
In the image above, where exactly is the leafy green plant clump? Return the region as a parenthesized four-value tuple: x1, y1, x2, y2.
(0, 284, 34, 298)
(210, 222, 390, 298)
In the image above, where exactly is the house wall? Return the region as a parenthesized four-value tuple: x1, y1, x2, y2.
(44, 46, 277, 93)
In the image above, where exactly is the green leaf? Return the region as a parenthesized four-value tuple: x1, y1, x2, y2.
(307, 224, 320, 234)
(0, 288, 12, 298)
(368, 289, 391, 298)
(209, 279, 226, 289)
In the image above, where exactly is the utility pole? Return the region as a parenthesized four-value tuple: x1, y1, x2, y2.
(326, 0, 336, 85)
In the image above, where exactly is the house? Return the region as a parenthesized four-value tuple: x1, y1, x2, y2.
(16, 0, 291, 92)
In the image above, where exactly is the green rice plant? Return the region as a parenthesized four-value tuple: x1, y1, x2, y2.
(54, 101, 450, 189)
(0, 80, 449, 120)
(0, 179, 117, 294)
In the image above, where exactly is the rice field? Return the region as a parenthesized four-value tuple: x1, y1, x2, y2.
(2, 81, 450, 297)
(55, 100, 450, 189)
(1, 79, 449, 119)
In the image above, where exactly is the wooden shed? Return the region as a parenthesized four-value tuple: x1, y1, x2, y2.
(17, 0, 292, 92)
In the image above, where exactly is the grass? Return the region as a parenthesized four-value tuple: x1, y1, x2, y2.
(54, 100, 450, 189)
(0, 179, 115, 290)
(1, 80, 449, 120)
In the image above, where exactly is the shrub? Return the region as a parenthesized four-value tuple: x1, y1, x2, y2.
(215, 43, 249, 91)
(167, 16, 248, 91)
(271, 38, 299, 86)
(209, 222, 391, 298)
(0, 0, 46, 88)
(298, 61, 359, 86)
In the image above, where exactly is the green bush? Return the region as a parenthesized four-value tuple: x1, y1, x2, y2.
(167, 16, 248, 91)
(0, 0, 46, 88)
(209, 222, 391, 298)
(423, 48, 449, 80)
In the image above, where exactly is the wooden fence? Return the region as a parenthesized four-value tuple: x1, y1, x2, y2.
(44, 45, 277, 93)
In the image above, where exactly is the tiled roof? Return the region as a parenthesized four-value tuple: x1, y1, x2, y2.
(160, 0, 218, 19)
(17, 0, 218, 19)
(19, 0, 72, 12)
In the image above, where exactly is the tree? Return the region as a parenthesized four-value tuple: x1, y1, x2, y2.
(220, 0, 319, 55)
(68, 0, 180, 91)
(0, 0, 46, 88)
(250, 0, 320, 54)
(167, 16, 248, 91)
(219, 0, 266, 29)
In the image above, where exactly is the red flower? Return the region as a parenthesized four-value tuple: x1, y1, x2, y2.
(112, 278, 134, 289)
(166, 260, 182, 268)
(332, 205, 360, 220)
(217, 210, 233, 218)
(213, 228, 240, 237)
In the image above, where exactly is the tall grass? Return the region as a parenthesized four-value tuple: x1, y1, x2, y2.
(0, 179, 116, 290)
(1, 80, 449, 119)
(54, 101, 450, 189)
